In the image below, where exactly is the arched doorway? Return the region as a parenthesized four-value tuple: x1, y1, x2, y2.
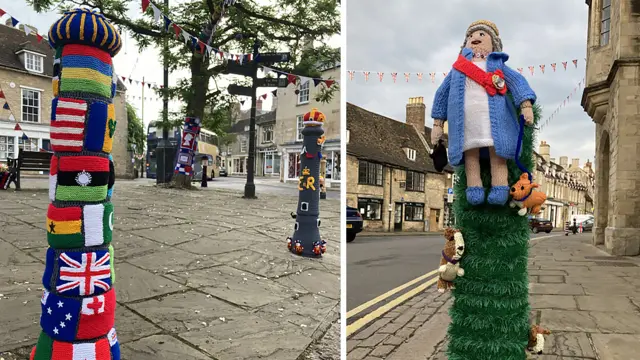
(594, 130, 610, 245)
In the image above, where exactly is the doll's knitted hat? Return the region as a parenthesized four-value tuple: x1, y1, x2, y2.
(464, 20, 502, 52)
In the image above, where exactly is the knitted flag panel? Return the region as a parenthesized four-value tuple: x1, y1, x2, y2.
(174, 117, 201, 175)
(32, 8, 121, 359)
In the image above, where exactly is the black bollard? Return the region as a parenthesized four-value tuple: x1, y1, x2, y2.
(287, 108, 327, 257)
(201, 155, 208, 188)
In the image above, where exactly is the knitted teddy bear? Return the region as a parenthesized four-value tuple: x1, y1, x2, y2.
(437, 228, 465, 292)
(509, 172, 547, 216)
(431, 20, 537, 206)
(527, 325, 551, 355)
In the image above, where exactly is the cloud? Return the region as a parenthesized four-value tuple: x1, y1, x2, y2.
(346, 0, 595, 165)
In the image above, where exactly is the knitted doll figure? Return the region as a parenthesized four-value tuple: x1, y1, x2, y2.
(431, 20, 537, 206)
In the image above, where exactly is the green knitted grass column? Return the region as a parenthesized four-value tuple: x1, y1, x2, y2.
(447, 105, 541, 360)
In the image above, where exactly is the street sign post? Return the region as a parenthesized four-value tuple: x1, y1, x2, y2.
(257, 52, 291, 64)
(447, 188, 453, 194)
(447, 194, 454, 203)
(224, 41, 291, 199)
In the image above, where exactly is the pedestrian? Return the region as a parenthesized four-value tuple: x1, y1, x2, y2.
(201, 155, 208, 188)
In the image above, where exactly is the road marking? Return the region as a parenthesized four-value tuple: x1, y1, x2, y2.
(346, 269, 439, 319)
(346, 276, 439, 337)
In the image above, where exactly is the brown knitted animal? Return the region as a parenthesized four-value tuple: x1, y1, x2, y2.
(509, 173, 547, 216)
(437, 228, 465, 293)
(527, 325, 551, 354)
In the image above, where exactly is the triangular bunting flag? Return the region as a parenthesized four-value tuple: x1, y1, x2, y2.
(198, 41, 205, 54)
(324, 80, 335, 87)
(417, 73, 423, 81)
(10, 17, 18, 27)
(262, 66, 273, 75)
(528, 66, 534, 75)
(21, 132, 28, 140)
(562, 61, 567, 70)
(363, 71, 370, 81)
(163, 16, 172, 32)
(23, 24, 32, 36)
(172, 23, 181, 39)
(3, 102, 9, 110)
(313, 78, 322, 87)
(121, 76, 126, 82)
(0, 9, 5, 17)
(378, 72, 384, 82)
(182, 30, 191, 44)
(142, 0, 150, 12)
(299, 77, 310, 86)
(540, 64, 545, 74)
(429, 72, 435, 83)
(148, 83, 152, 89)
(551, 63, 557, 72)
(240, 100, 245, 105)
(128, 78, 132, 84)
(271, 89, 277, 97)
(190, 36, 198, 49)
(151, 4, 162, 22)
(8, 113, 14, 121)
(14, 123, 21, 131)
(36, 33, 43, 43)
(404, 73, 410, 82)
(287, 74, 297, 85)
(261, 93, 267, 100)
(391, 72, 398, 83)
(517, 68, 523, 74)
(572, 59, 578, 68)
(0, 90, 4, 99)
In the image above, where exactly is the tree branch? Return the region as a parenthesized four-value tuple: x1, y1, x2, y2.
(233, 3, 320, 35)
(88, 0, 162, 38)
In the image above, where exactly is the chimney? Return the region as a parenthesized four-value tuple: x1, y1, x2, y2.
(571, 158, 580, 168)
(256, 98, 263, 112)
(584, 159, 592, 170)
(406, 97, 426, 131)
(550, 157, 556, 163)
(559, 156, 568, 168)
(538, 141, 550, 162)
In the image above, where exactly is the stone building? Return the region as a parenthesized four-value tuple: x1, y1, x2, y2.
(581, 0, 640, 255)
(0, 23, 132, 178)
(274, 65, 341, 188)
(227, 100, 275, 176)
(533, 141, 594, 228)
(346, 98, 454, 233)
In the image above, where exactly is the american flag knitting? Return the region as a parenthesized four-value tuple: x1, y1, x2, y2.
(31, 8, 121, 360)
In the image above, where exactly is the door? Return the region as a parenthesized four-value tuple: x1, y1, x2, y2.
(394, 203, 403, 231)
(429, 209, 440, 232)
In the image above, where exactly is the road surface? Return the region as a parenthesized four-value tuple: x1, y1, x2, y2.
(346, 232, 557, 312)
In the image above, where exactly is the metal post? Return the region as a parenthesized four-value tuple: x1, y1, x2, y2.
(243, 39, 260, 199)
(156, 0, 172, 184)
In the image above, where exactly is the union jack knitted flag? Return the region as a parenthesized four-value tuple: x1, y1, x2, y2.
(53, 250, 112, 296)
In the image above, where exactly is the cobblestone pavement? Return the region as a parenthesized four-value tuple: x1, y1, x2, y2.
(347, 234, 640, 360)
(0, 182, 340, 360)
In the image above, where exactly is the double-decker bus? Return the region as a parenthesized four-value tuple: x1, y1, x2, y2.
(145, 121, 180, 179)
(146, 122, 220, 180)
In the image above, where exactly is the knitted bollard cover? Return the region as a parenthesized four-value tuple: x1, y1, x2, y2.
(447, 103, 541, 360)
(286, 108, 327, 257)
(30, 8, 121, 360)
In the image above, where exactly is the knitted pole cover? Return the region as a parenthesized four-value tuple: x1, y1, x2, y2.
(447, 102, 541, 360)
(286, 108, 327, 257)
(175, 117, 201, 176)
(31, 8, 121, 360)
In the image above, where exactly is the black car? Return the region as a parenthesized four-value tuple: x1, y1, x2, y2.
(529, 218, 553, 233)
(219, 167, 228, 177)
(347, 206, 363, 242)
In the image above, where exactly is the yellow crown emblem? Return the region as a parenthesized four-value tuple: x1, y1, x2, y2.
(302, 167, 311, 176)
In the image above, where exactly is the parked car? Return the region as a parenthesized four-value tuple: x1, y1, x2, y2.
(347, 206, 363, 242)
(219, 167, 228, 177)
(529, 218, 553, 233)
(580, 218, 594, 232)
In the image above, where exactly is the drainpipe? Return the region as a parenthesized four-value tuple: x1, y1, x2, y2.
(388, 168, 393, 232)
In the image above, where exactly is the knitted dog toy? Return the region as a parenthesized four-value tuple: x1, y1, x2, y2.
(437, 228, 465, 292)
(30, 8, 121, 360)
(509, 172, 547, 216)
(286, 108, 327, 257)
(527, 325, 551, 354)
(431, 20, 537, 206)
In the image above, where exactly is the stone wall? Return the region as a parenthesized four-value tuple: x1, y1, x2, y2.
(0, 68, 53, 124)
(111, 91, 133, 179)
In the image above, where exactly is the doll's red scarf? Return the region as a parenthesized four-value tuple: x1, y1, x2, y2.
(452, 55, 507, 96)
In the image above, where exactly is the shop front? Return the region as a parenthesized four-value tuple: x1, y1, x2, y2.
(260, 148, 280, 176)
(281, 139, 341, 186)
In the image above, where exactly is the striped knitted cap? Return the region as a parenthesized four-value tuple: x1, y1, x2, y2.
(49, 8, 122, 57)
(465, 20, 502, 52)
(303, 108, 325, 126)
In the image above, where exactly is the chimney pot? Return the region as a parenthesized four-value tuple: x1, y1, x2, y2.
(406, 96, 426, 130)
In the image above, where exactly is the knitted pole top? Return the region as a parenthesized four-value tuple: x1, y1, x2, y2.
(48, 8, 122, 57)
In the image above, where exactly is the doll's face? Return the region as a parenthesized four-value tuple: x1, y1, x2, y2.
(465, 30, 493, 54)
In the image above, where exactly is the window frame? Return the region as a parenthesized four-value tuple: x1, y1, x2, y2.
(600, 0, 611, 46)
(358, 160, 384, 186)
(404, 202, 425, 222)
(262, 124, 274, 143)
(240, 136, 247, 153)
(357, 197, 383, 221)
(405, 170, 425, 192)
(296, 115, 304, 141)
(297, 81, 310, 105)
(21, 87, 42, 123)
(18, 137, 39, 152)
(0, 135, 16, 160)
(24, 52, 44, 73)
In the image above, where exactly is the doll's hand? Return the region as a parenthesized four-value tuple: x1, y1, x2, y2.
(522, 107, 534, 126)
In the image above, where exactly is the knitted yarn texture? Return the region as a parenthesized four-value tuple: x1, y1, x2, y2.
(31, 8, 121, 360)
(286, 108, 327, 257)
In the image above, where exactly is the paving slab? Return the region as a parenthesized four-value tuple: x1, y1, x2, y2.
(253, 293, 338, 337)
(177, 230, 256, 255)
(0, 294, 41, 352)
(114, 305, 162, 344)
(544, 332, 596, 358)
(591, 334, 640, 360)
(121, 334, 211, 359)
(274, 268, 341, 300)
(575, 295, 637, 312)
(115, 262, 184, 303)
(530, 295, 577, 310)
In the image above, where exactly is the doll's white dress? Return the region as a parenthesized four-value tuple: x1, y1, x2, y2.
(463, 60, 494, 151)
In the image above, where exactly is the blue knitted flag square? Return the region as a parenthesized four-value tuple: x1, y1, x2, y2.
(85, 101, 108, 152)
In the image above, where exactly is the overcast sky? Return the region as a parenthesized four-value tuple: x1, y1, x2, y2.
(346, 0, 595, 167)
(2, 1, 339, 131)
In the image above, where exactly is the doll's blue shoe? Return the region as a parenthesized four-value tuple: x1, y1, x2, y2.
(487, 186, 510, 205)
(466, 186, 485, 205)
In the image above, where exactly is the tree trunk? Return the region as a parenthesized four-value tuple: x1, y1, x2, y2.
(173, 173, 192, 189)
(447, 103, 541, 360)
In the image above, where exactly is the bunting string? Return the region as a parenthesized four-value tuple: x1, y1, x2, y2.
(539, 78, 585, 132)
(347, 58, 585, 83)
